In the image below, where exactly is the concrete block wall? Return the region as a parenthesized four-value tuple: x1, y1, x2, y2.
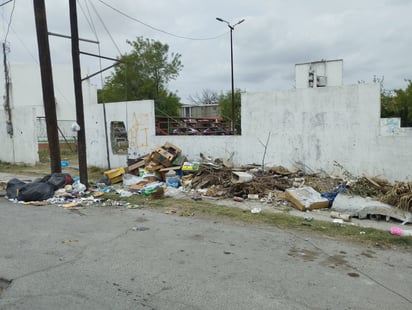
(154, 83, 411, 182)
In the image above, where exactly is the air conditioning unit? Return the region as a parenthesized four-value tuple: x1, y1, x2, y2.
(317, 75, 327, 87)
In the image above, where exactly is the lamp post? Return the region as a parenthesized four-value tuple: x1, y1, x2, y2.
(216, 17, 245, 134)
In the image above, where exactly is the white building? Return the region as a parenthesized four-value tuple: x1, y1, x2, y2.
(295, 59, 343, 88)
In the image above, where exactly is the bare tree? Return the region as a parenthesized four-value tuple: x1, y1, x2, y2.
(189, 88, 219, 105)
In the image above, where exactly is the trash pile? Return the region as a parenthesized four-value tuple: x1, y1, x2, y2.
(2, 142, 412, 226)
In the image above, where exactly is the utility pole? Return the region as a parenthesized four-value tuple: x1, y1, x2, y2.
(69, 0, 88, 186)
(216, 18, 245, 134)
(33, 0, 61, 173)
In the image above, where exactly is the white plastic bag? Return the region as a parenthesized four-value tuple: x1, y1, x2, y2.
(123, 174, 144, 186)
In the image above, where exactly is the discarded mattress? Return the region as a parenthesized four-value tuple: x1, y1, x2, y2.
(332, 194, 412, 224)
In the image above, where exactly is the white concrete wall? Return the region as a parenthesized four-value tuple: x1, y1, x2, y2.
(85, 100, 155, 168)
(8, 64, 93, 118)
(380, 118, 412, 136)
(0, 63, 97, 165)
(0, 105, 38, 164)
(1, 62, 410, 183)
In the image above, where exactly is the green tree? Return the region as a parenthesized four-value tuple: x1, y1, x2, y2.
(381, 80, 412, 127)
(98, 37, 183, 116)
(381, 89, 396, 118)
(218, 89, 242, 134)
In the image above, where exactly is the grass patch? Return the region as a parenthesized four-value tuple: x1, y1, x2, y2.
(38, 144, 78, 163)
(0, 161, 106, 183)
(102, 193, 412, 251)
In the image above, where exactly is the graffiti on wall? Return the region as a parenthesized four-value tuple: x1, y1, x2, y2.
(380, 118, 401, 136)
(128, 112, 150, 149)
(380, 118, 412, 136)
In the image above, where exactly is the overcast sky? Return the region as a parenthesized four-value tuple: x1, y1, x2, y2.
(1, 0, 411, 102)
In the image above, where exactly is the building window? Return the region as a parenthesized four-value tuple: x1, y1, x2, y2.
(184, 107, 191, 117)
(110, 121, 128, 154)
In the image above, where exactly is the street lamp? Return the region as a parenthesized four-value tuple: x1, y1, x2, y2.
(216, 17, 245, 134)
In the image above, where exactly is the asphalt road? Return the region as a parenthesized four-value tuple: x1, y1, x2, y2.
(0, 198, 411, 310)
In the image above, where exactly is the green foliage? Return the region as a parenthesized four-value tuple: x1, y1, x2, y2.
(218, 89, 242, 134)
(381, 80, 412, 127)
(98, 37, 183, 116)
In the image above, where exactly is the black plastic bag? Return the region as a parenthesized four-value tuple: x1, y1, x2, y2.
(39, 173, 74, 190)
(6, 178, 26, 199)
(17, 182, 55, 202)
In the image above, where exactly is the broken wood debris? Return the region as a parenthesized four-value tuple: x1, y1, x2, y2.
(97, 144, 412, 217)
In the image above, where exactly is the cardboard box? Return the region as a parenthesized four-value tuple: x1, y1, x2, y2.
(149, 143, 182, 167)
(104, 167, 125, 184)
(182, 162, 199, 172)
(162, 142, 181, 156)
(285, 186, 329, 211)
(172, 154, 187, 166)
(148, 149, 172, 167)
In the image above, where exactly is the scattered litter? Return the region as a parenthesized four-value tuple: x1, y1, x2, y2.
(330, 211, 351, 222)
(23, 201, 50, 206)
(321, 184, 346, 207)
(292, 177, 305, 187)
(62, 239, 79, 243)
(232, 171, 254, 183)
(180, 211, 194, 217)
(164, 208, 177, 215)
(92, 191, 104, 198)
(119, 190, 133, 197)
(285, 186, 329, 211)
(182, 162, 199, 172)
(164, 187, 184, 198)
(72, 181, 86, 193)
(360, 231, 366, 235)
(390, 227, 412, 236)
(150, 187, 165, 199)
(122, 174, 144, 186)
(62, 202, 79, 208)
(3, 143, 411, 235)
(132, 226, 149, 231)
(104, 167, 125, 184)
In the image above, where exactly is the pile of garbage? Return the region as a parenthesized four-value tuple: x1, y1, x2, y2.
(3, 142, 412, 221)
(7, 173, 81, 202)
(100, 142, 410, 213)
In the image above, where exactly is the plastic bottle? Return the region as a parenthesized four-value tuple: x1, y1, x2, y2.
(165, 170, 180, 188)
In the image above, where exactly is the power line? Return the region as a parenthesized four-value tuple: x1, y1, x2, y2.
(88, 0, 122, 55)
(77, 0, 98, 41)
(0, 0, 13, 8)
(81, 0, 112, 169)
(6, 25, 75, 108)
(3, 0, 15, 42)
(96, 0, 227, 41)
